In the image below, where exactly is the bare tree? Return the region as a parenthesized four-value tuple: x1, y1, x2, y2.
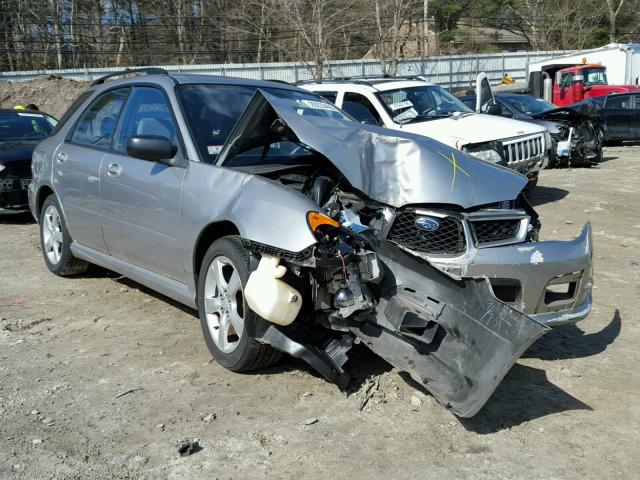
(370, 0, 417, 76)
(280, 0, 358, 79)
(605, 0, 626, 43)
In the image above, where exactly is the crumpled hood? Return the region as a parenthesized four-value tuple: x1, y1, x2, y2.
(218, 89, 527, 210)
(396, 113, 544, 148)
(531, 107, 590, 122)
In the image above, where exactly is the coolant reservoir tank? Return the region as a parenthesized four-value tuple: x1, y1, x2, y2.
(245, 255, 302, 326)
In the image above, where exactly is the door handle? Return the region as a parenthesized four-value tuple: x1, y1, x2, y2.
(106, 162, 123, 178)
(55, 151, 68, 164)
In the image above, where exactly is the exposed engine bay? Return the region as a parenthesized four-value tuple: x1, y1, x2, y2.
(531, 108, 603, 167)
(216, 88, 593, 417)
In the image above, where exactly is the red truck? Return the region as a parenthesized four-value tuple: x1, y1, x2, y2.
(530, 63, 640, 107)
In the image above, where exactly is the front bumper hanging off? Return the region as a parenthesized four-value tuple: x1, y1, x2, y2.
(351, 225, 593, 417)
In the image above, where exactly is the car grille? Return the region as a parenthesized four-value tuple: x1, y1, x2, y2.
(503, 134, 544, 165)
(388, 211, 466, 256)
(471, 219, 521, 244)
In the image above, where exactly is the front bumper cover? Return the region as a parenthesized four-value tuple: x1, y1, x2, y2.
(355, 237, 549, 417)
(430, 223, 593, 327)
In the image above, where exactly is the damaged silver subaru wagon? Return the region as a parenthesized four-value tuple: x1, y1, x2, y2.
(29, 69, 593, 417)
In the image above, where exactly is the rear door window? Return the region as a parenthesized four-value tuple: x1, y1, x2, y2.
(50, 91, 92, 136)
(70, 88, 129, 149)
(342, 92, 380, 123)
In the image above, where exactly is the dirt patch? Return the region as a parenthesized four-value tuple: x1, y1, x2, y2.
(0, 76, 90, 118)
(0, 148, 639, 479)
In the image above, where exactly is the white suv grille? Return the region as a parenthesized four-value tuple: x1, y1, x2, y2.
(503, 134, 545, 165)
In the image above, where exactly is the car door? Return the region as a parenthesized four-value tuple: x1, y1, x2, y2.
(54, 87, 130, 252)
(602, 94, 633, 140)
(475, 72, 497, 113)
(100, 85, 187, 282)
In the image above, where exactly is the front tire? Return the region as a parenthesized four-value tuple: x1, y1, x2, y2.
(525, 173, 539, 191)
(39, 195, 89, 276)
(197, 236, 281, 372)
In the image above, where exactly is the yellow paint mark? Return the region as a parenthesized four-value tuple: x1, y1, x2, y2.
(437, 151, 470, 191)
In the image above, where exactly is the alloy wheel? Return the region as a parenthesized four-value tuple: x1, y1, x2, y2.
(42, 204, 63, 265)
(203, 256, 245, 353)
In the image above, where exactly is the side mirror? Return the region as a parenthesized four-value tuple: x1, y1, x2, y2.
(360, 118, 378, 126)
(486, 104, 503, 116)
(126, 135, 176, 163)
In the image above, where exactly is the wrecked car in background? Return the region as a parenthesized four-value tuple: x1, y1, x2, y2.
(461, 89, 603, 168)
(29, 70, 593, 418)
(574, 93, 640, 146)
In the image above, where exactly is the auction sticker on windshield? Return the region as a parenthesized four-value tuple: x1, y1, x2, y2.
(389, 100, 413, 111)
(299, 99, 339, 111)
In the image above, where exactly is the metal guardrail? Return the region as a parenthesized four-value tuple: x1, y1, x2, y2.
(0, 50, 572, 88)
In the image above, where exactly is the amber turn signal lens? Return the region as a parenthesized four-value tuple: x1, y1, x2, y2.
(307, 211, 340, 232)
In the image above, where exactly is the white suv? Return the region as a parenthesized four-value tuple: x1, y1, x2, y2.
(301, 76, 549, 184)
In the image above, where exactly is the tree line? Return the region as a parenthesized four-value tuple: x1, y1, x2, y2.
(0, 0, 638, 77)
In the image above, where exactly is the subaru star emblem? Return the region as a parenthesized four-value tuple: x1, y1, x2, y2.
(415, 216, 440, 231)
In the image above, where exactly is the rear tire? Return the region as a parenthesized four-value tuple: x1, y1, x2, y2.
(39, 195, 89, 276)
(197, 236, 281, 372)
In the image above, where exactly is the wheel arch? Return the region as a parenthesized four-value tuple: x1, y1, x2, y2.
(193, 220, 241, 278)
(35, 184, 55, 219)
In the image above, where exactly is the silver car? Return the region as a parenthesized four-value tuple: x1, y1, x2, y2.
(29, 69, 593, 417)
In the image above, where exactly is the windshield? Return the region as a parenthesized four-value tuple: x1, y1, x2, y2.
(0, 112, 57, 141)
(376, 85, 473, 124)
(503, 96, 556, 115)
(178, 84, 350, 164)
(582, 68, 607, 85)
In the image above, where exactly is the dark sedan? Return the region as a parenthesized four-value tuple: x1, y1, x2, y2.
(0, 109, 57, 213)
(585, 93, 640, 145)
(460, 93, 602, 167)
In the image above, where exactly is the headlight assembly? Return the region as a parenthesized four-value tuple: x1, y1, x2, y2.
(463, 141, 506, 165)
(467, 148, 503, 163)
(0, 163, 5, 173)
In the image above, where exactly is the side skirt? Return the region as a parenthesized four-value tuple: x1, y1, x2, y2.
(71, 243, 197, 309)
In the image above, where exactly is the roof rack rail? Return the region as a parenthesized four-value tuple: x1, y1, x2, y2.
(295, 75, 430, 87)
(90, 67, 169, 87)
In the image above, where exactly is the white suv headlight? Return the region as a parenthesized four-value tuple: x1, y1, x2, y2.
(467, 148, 503, 163)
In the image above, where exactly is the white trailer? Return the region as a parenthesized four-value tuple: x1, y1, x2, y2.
(528, 43, 640, 85)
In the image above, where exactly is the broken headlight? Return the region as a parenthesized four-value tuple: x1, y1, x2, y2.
(463, 141, 506, 165)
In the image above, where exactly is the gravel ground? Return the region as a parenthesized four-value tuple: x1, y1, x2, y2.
(1, 147, 639, 480)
